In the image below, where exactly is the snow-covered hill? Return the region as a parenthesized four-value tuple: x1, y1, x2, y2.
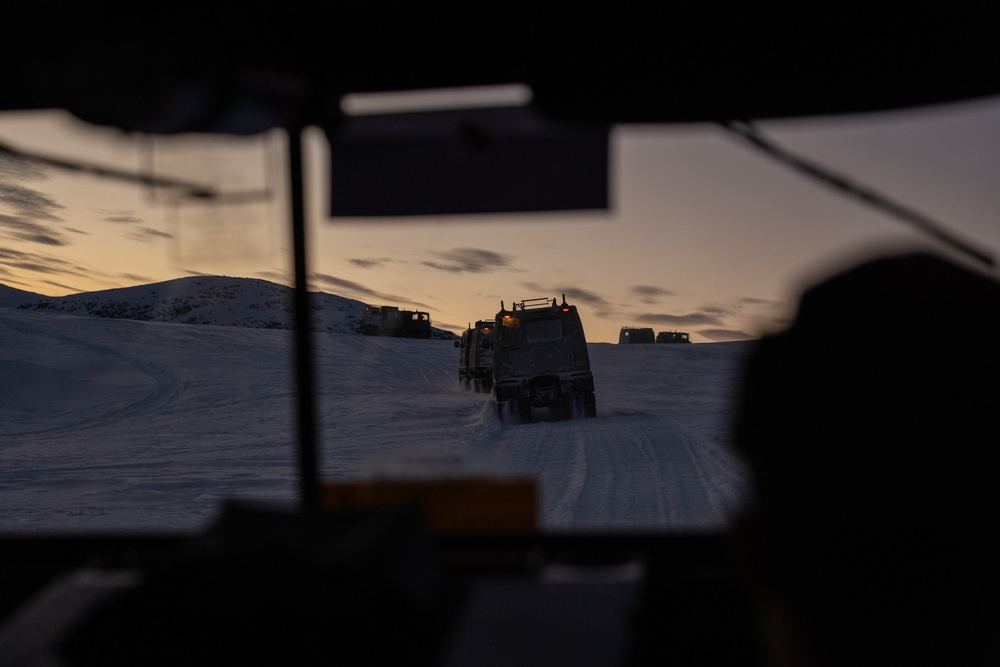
(8, 276, 458, 339)
(0, 284, 44, 308)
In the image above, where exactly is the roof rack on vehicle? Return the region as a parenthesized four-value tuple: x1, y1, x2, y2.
(513, 297, 558, 311)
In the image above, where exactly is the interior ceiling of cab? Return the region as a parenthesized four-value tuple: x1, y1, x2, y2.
(3, 6, 997, 134)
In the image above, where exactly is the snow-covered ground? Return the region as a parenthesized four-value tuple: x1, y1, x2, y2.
(0, 307, 755, 534)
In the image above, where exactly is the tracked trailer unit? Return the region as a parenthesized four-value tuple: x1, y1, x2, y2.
(457, 318, 495, 393)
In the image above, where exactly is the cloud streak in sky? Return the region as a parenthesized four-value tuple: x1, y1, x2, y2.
(348, 257, 389, 269)
(697, 327, 756, 341)
(310, 272, 430, 309)
(514, 281, 618, 319)
(0, 245, 88, 280)
(557, 286, 614, 310)
(630, 285, 676, 303)
(422, 247, 513, 273)
(0, 153, 48, 182)
(126, 227, 173, 242)
(0, 182, 63, 222)
(738, 296, 781, 307)
(99, 209, 144, 225)
(0, 214, 67, 246)
(636, 311, 727, 327)
(0, 157, 67, 248)
(97, 208, 172, 243)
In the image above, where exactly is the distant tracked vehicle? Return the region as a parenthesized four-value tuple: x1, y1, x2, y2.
(619, 326, 655, 344)
(360, 305, 432, 339)
(656, 331, 692, 344)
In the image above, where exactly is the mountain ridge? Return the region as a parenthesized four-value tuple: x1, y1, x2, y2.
(5, 275, 457, 339)
(0, 283, 46, 308)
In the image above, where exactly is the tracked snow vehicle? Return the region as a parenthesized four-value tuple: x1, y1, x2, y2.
(619, 326, 655, 344)
(656, 331, 691, 343)
(360, 305, 432, 338)
(456, 318, 495, 393)
(492, 295, 596, 422)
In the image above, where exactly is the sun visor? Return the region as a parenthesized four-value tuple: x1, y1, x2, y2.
(326, 105, 609, 217)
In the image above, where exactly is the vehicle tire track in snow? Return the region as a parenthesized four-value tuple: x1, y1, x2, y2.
(498, 414, 680, 530)
(487, 405, 752, 531)
(1, 315, 184, 437)
(631, 430, 672, 523)
(673, 422, 749, 526)
(545, 432, 588, 526)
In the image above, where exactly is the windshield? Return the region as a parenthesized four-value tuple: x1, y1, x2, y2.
(2, 95, 999, 535)
(525, 318, 562, 342)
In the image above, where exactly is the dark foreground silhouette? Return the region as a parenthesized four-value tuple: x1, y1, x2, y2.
(732, 251, 1000, 666)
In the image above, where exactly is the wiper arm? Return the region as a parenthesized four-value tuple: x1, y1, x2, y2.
(718, 120, 994, 269)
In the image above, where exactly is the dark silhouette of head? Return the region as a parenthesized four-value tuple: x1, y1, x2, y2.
(733, 252, 1000, 666)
